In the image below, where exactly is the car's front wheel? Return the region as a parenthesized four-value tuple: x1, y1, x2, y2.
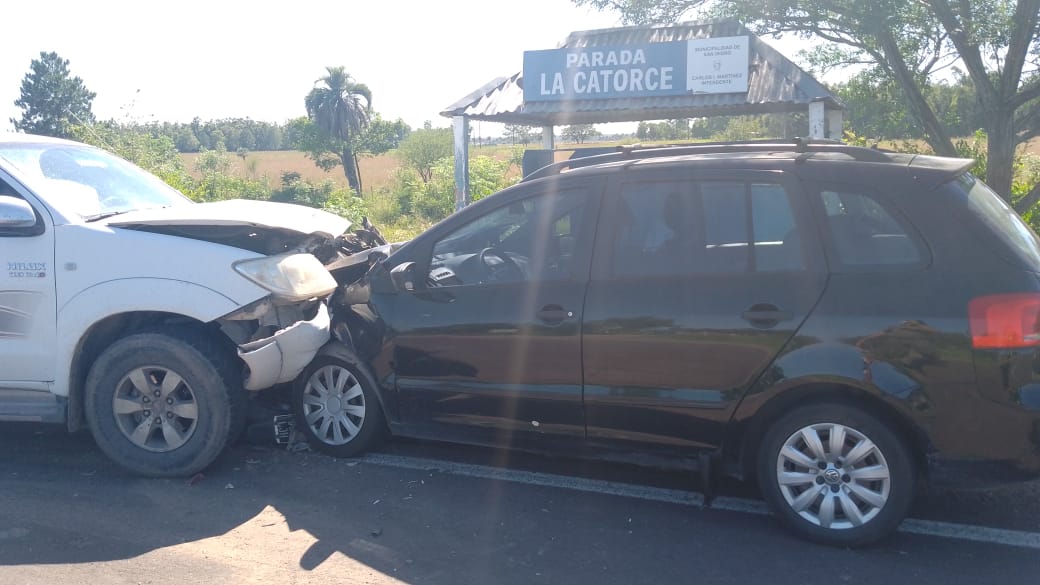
(84, 330, 244, 477)
(757, 403, 916, 547)
(291, 357, 386, 458)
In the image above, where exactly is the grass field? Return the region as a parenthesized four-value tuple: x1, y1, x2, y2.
(180, 136, 1040, 198)
(180, 143, 521, 194)
(180, 150, 397, 191)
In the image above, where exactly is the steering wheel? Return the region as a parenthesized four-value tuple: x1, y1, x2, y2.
(478, 247, 523, 282)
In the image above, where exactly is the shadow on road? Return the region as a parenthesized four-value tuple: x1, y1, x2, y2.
(1, 423, 1037, 585)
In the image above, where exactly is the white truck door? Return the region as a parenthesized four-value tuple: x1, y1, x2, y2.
(0, 175, 57, 386)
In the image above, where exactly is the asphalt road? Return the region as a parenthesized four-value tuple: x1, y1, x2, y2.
(1, 422, 1039, 585)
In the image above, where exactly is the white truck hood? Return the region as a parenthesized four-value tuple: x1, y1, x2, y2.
(104, 199, 352, 238)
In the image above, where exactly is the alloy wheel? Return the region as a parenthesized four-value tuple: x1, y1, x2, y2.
(775, 422, 892, 529)
(300, 364, 366, 445)
(112, 366, 199, 452)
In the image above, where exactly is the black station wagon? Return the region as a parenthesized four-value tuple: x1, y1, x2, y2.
(291, 141, 1040, 546)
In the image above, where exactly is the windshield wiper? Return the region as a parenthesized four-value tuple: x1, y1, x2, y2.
(84, 210, 132, 222)
(85, 203, 177, 223)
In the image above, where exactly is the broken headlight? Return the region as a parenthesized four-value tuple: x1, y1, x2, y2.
(233, 253, 337, 302)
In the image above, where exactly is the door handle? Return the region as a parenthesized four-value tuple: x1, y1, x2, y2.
(741, 304, 792, 327)
(536, 304, 572, 324)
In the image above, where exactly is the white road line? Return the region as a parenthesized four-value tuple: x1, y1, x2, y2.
(362, 453, 1040, 550)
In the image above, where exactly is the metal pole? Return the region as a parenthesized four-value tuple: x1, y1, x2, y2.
(453, 116, 470, 212)
(826, 109, 844, 140)
(808, 102, 826, 140)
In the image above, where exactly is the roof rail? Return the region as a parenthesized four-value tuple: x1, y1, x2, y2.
(521, 138, 893, 182)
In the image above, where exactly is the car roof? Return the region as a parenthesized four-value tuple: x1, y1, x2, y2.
(0, 133, 84, 147)
(522, 139, 974, 186)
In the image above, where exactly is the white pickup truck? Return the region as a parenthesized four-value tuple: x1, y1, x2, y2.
(0, 133, 366, 476)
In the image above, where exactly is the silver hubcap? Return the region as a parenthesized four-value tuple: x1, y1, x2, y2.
(112, 366, 198, 452)
(301, 365, 366, 445)
(776, 422, 891, 530)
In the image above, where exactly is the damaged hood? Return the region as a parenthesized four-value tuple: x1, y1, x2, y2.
(104, 199, 352, 238)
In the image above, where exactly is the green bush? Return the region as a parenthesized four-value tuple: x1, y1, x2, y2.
(191, 147, 270, 202)
(467, 155, 514, 201)
(953, 130, 990, 181)
(270, 172, 368, 223)
(384, 154, 512, 224)
(396, 128, 453, 183)
(71, 123, 514, 239)
(712, 117, 765, 142)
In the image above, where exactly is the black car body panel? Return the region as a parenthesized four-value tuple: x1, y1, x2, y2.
(323, 144, 1040, 487)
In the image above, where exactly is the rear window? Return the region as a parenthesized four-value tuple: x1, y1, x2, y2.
(818, 189, 921, 266)
(958, 173, 1040, 267)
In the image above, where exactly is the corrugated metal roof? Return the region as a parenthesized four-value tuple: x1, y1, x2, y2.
(440, 20, 843, 126)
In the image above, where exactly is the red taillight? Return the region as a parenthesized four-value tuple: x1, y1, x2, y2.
(969, 293, 1040, 349)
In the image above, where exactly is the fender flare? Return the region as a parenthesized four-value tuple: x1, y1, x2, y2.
(56, 278, 258, 398)
(726, 341, 933, 480)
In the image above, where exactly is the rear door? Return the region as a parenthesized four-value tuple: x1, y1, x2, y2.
(581, 169, 827, 454)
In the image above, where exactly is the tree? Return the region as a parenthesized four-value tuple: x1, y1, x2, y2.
(562, 124, 602, 144)
(397, 128, 453, 182)
(304, 67, 373, 193)
(636, 119, 701, 141)
(357, 115, 411, 155)
(288, 113, 406, 189)
(11, 52, 96, 138)
(574, 0, 1040, 210)
(503, 124, 539, 146)
(287, 116, 344, 173)
(831, 72, 982, 141)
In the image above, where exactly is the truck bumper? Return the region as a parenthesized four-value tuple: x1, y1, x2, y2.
(237, 302, 330, 391)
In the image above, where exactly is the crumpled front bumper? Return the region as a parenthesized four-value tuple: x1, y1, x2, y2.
(238, 302, 330, 391)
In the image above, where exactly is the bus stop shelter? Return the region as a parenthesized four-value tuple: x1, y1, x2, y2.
(441, 20, 844, 209)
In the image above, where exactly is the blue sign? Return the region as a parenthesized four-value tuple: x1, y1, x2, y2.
(524, 41, 687, 102)
(523, 37, 750, 102)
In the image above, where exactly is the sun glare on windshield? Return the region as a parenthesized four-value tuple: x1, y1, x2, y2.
(0, 143, 192, 219)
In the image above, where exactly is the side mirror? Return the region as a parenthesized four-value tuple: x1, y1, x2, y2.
(0, 195, 37, 229)
(390, 261, 417, 292)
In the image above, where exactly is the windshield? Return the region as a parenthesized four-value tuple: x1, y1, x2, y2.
(0, 142, 192, 219)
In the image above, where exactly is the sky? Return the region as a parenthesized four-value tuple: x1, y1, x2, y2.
(1, 0, 811, 136)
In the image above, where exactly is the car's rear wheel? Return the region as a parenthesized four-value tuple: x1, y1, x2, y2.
(291, 357, 386, 458)
(85, 330, 244, 477)
(757, 403, 915, 547)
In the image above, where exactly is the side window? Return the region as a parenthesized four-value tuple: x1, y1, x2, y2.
(428, 188, 589, 286)
(752, 183, 804, 271)
(610, 180, 804, 277)
(819, 189, 921, 266)
(611, 181, 695, 276)
(701, 181, 750, 273)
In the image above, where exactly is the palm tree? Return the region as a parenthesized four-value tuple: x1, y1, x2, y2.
(305, 67, 372, 194)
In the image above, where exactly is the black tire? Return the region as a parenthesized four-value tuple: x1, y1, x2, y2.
(756, 403, 916, 547)
(84, 329, 245, 477)
(291, 356, 386, 458)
